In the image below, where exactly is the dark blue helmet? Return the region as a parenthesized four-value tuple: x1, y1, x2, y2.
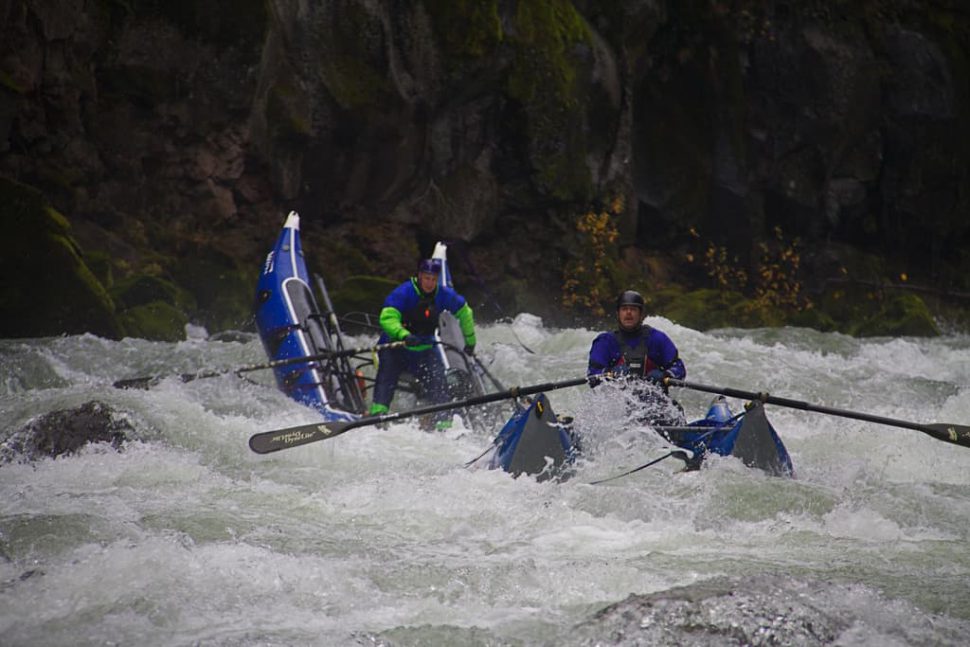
(616, 290, 645, 311)
(417, 258, 442, 275)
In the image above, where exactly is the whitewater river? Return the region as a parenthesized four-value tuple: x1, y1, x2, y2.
(2, 315, 969, 645)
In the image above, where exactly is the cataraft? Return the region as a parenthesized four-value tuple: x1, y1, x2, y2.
(252, 214, 525, 455)
(659, 396, 793, 477)
(254, 211, 364, 422)
(251, 212, 794, 480)
(487, 389, 793, 481)
(254, 212, 489, 422)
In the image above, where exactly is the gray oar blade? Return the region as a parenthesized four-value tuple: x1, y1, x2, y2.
(248, 419, 354, 454)
(922, 423, 970, 448)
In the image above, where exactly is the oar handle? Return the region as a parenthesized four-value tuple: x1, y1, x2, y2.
(667, 378, 970, 449)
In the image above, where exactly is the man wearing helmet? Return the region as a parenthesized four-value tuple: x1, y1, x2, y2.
(369, 258, 477, 429)
(587, 290, 687, 424)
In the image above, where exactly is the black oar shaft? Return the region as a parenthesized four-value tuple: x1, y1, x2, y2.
(668, 379, 970, 449)
(114, 341, 405, 389)
(384, 376, 584, 423)
(248, 376, 589, 454)
(589, 451, 677, 485)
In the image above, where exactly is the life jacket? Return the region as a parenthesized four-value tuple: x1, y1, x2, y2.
(401, 283, 440, 336)
(612, 326, 658, 378)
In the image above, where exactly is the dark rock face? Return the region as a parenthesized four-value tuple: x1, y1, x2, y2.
(1, 401, 131, 463)
(0, 1, 968, 337)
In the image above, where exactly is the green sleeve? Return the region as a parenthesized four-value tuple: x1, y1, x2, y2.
(379, 306, 408, 341)
(456, 303, 476, 346)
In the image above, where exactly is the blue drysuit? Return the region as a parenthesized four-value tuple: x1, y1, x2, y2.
(587, 324, 687, 425)
(371, 277, 475, 415)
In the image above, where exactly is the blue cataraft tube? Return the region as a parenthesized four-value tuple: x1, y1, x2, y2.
(254, 212, 356, 422)
(488, 393, 578, 482)
(661, 396, 794, 477)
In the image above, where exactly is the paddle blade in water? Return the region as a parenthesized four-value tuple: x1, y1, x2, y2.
(248, 420, 353, 454)
(922, 423, 970, 448)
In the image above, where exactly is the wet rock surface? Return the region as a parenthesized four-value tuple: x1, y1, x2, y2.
(577, 576, 849, 646)
(1, 401, 131, 463)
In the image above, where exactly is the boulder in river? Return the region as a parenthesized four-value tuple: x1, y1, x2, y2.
(1, 401, 131, 463)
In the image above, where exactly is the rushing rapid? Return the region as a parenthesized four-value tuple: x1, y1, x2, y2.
(2, 316, 970, 645)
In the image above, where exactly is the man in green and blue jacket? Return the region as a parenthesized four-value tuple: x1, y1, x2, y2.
(370, 258, 476, 428)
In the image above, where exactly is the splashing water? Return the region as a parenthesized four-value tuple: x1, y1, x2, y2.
(1, 315, 969, 645)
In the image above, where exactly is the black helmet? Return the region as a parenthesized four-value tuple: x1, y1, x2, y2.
(417, 258, 442, 275)
(616, 290, 645, 311)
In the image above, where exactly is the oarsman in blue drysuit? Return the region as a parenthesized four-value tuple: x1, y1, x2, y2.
(587, 290, 687, 426)
(370, 258, 477, 430)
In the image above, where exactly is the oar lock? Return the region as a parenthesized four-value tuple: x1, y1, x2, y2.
(742, 392, 771, 409)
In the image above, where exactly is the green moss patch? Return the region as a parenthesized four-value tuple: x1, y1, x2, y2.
(851, 293, 940, 337)
(0, 177, 123, 339)
(169, 258, 256, 333)
(331, 275, 400, 319)
(423, 0, 503, 61)
(119, 301, 189, 342)
(506, 0, 594, 201)
(110, 273, 195, 311)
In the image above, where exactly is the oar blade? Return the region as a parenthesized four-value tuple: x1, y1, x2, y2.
(248, 419, 353, 454)
(923, 423, 970, 448)
(669, 378, 970, 452)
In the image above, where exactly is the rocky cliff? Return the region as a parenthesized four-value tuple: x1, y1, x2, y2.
(1, 0, 967, 339)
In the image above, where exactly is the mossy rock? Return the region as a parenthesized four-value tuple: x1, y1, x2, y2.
(424, 0, 503, 62)
(331, 275, 399, 319)
(110, 273, 195, 312)
(786, 306, 838, 332)
(84, 250, 115, 289)
(169, 258, 256, 333)
(119, 301, 189, 342)
(811, 278, 865, 323)
(0, 176, 123, 339)
(850, 293, 940, 337)
(506, 0, 594, 201)
(725, 300, 788, 328)
(813, 281, 924, 336)
(651, 284, 843, 333)
(652, 287, 748, 330)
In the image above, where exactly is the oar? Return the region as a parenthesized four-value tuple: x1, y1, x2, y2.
(471, 354, 507, 392)
(248, 376, 589, 454)
(464, 442, 497, 468)
(588, 450, 687, 485)
(665, 378, 970, 449)
(436, 339, 508, 394)
(114, 341, 406, 390)
(440, 340, 507, 392)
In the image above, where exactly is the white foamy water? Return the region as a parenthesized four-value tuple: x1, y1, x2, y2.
(2, 316, 969, 645)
